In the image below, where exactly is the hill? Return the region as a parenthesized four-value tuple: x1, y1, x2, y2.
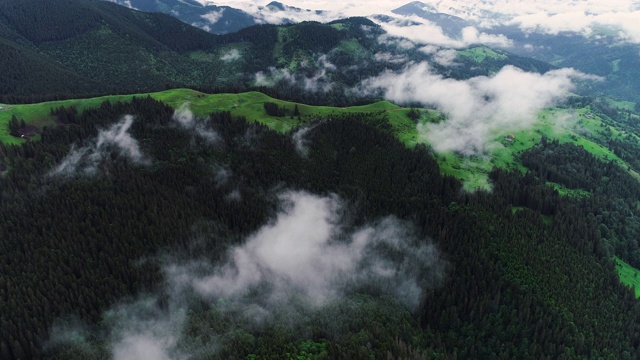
(1, 94, 640, 359)
(0, 0, 560, 105)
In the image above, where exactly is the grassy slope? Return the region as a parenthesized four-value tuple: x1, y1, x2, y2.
(614, 256, 640, 298)
(3, 88, 638, 190)
(0, 88, 414, 143)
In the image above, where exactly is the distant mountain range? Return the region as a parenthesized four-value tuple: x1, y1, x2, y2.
(94, 0, 640, 102)
(0, 0, 553, 104)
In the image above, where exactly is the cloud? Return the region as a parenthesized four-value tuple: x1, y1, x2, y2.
(49, 115, 147, 177)
(105, 298, 186, 360)
(201, 1, 640, 44)
(49, 190, 446, 358)
(201, 8, 225, 25)
(291, 124, 316, 157)
(432, 49, 458, 66)
(378, 17, 512, 48)
(359, 62, 600, 154)
(508, 10, 640, 42)
(220, 49, 241, 62)
(167, 191, 446, 310)
(374, 51, 409, 64)
(254, 55, 335, 92)
(172, 103, 221, 144)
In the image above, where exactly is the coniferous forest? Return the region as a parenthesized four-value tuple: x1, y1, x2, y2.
(3, 0, 640, 359)
(0, 97, 639, 359)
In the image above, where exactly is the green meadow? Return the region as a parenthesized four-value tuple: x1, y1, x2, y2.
(614, 256, 640, 298)
(2, 88, 639, 193)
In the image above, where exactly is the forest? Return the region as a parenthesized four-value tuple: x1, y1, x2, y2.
(1, 97, 640, 359)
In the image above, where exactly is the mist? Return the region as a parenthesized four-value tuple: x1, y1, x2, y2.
(49, 115, 148, 177)
(51, 190, 446, 358)
(172, 103, 221, 144)
(255, 61, 334, 93)
(359, 62, 599, 154)
(167, 191, 445, 310)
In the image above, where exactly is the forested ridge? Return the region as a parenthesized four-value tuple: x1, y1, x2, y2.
(0, 0, 556, 105)
(1, 97, 640, 359)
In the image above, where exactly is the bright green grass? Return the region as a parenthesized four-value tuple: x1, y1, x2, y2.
(4, 89, 640, 193)
(457, 46, 507, 62)
(546, 182, 591, 198)
(606, 98, 636, 111)
(614, 256, 640, 298)
(0, 89, 406, 143)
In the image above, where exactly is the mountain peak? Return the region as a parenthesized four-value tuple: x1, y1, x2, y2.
(266, 1, 286, 11)
(393, 1, 438, 14)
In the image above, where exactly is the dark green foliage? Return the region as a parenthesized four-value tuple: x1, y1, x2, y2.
(263, 101, 286, 117)
(2, 99, 640, 359)
(407, 107, 421, 121)
(0, 0, 568, 106)
(522, 140, 640, 268)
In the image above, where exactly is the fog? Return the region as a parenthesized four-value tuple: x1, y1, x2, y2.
(254, 55, 335, 93)
(220, 48, 241, 62)
(172, 103, 221, 144)
(50, 190, 446, 358)
(203, 0, 640, 43)
(49, 115, 148, 177)
(167, 191, 445, 310)
(378, 18, 512, 49)
(359, 62, 599, 154)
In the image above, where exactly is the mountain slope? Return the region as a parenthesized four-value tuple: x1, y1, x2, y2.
(0, 0, 562, 106)
(102, 0, 257, 34)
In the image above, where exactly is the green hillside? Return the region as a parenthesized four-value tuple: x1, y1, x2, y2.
(3, 96, 640, 359)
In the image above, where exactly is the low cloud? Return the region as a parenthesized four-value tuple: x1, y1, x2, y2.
(432, 49, 458, 66)
(199, 1, 640, 44)
(172, 103, 221, 144)
(291, 124, 319, 157)
(106, 298, 190, 360)
(374, 51, 409, 64)
(378, 18, 512, 49)
(201, 9, 225, 25)
(509, 10, 640, 42)
(220, 49, 241, 62)
(254, 56, 335, 93)
(50, 190, 445, 358)
(359, 62, 600, 154)
(168, 191, 445, 310)
(49, 115, 147, 177)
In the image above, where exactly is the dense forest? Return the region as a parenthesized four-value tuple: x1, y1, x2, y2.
(0, 97, 640, 359)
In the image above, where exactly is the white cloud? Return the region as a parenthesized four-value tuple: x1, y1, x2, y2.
(49, 115, 148, 177)
(374, 51, 409, 64)
(172, 103, 221, 144)
(432, 49, 458, 66)
(254, 55, 335, 93)
(359, 62, 600, 154)
(220, 48, 241, 62)
(167, 191, 446, 310)
(201, 8, 225, 24)
(198, 0, 640, 43)
(379, 18, 512, 48)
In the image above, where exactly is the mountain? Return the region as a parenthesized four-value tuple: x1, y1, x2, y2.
(0, 0, 556, 105)
(487, 25, 640, 102)
(102, 0, 257, 34)
(390, 1, 640, 102)
(391, 1, 471, 38)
